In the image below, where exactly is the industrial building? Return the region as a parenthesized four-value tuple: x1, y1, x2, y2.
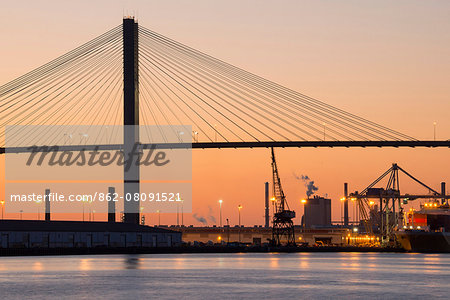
(0, 220, 181, 248)
(302, 196, 332, 228)
(175, 226, 350, 246)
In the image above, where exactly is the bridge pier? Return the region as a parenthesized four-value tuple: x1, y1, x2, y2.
(123, 17, 140, 224)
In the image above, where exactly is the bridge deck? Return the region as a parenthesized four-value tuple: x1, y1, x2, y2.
(1, 140, 449, 153)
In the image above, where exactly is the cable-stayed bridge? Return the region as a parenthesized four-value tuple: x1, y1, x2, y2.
(1, 18, 448, 224)
(2, 18, 448, 151)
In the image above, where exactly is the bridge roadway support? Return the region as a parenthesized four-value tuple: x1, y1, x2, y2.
(123, 18, 140, 224)
(45, 189, 51, 221)
(108, 187, 116, 223)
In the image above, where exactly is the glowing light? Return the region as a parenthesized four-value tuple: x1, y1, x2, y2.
(340, 197, 346, 202)
(301, 199, 307, 204)
(369, 201, 375, 206)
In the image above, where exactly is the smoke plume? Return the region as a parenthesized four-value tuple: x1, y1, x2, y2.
(208, 206, 217, 223)
(193, 213, 207, 225)
(294, 173, 319, 197)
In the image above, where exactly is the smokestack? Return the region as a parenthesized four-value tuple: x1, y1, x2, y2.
(45, 189, 51, 221)
(442, 182, 446, 205)
(108, 186, 116, 222)
(264, 182, 269, 228)
(344, 183, 349, 226)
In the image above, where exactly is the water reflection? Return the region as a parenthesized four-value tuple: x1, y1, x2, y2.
(79, 258, 92, 271)
(32, 261, 43, 271)
(269, 255, 279, 269)
(0, 253, 449, 299)
(124, 255, 141, 269)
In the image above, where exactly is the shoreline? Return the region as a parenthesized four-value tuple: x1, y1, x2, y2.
(0, 245, 413, 257)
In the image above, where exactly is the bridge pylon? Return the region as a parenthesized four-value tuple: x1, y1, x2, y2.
(123, 17, 140, 224)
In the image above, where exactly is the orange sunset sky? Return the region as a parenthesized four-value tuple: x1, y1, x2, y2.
(0, 1, 449, 226)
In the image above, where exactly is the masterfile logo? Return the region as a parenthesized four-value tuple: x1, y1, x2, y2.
(4, 125, 192, 214)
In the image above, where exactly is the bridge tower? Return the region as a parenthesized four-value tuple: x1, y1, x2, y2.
(123, 17, 140, 224)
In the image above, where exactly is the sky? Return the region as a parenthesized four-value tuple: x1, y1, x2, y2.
(0, 0, 449, 226)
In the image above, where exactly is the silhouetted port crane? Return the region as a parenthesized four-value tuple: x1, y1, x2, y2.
(350, 163, 449, 245)
(270, 147, 296, 246)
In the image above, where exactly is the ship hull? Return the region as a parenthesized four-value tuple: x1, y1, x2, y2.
(395, 230, 450, 253)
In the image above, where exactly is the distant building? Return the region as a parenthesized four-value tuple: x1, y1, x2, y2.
(303, 196, 331, 228)
(0, 220, 181, 248)
(173, 226, 350, 246)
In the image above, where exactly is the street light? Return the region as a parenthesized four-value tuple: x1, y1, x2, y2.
(181, 200, 184, 226)
(0, 200, 5, 220)
(323, 122, 326, 141)
(434, 122, 437, 141)
(238, 205, 242, 243)
(140, 206, 145, 225)
(300, 199, 307, 228)
(351, 197, 357, 224)
(271, 197, 276, 216)
(35, 198, 42, 220)
(218, 199, 223, 227)
(340, 197, 346, 225)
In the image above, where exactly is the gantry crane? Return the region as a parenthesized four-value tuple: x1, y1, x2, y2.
(270, 147, 296, 246)
(349, 163, 449, 245)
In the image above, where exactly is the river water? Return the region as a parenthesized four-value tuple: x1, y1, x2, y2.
(0, 252, 449, 299)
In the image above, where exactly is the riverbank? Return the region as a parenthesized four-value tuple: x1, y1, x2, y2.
(0, 245, 407, 256)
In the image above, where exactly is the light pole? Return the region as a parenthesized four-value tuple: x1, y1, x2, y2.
(1, 200, 5, 220)
(140, 206, 145, 225)
(157, 210, 161, 226)
(35, 198, 42, 221)
(226, 218, 230, 243)
(177, 202, 179, 226)
(238, 205, 242, 243)
(219, 199, 223, 227)
(301, 199, 307, 228)
(323, 122, 326, 141)
(434, 122, 437, 141)
(271, 197, 276, 218)
(181, 199, 184, 226)
(351, 197, 356, 225)
(340, 197, 346, 225)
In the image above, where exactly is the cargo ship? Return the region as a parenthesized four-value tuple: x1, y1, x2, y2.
(395, 202, 450, 253)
